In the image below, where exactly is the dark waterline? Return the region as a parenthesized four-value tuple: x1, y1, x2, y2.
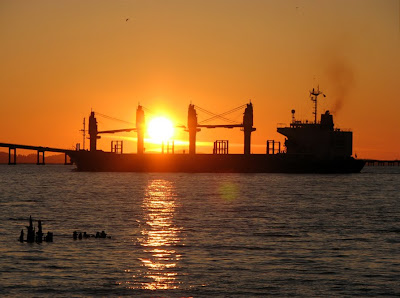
(0, 165, 399, 297)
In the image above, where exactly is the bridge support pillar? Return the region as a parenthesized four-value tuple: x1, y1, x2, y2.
(8, 147, 16, 165)
(37, 150, 45, 165)
(64, 153, 73, 165)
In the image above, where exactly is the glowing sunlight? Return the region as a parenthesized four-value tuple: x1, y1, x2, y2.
(147, 117, 174, 143)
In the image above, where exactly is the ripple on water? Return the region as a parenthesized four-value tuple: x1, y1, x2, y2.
(0, 166, 400, 296)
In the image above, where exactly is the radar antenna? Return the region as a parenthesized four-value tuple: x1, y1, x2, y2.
(310, 85, 326, 124)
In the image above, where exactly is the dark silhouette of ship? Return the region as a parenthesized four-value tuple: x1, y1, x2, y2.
(68, 87, 365, 173)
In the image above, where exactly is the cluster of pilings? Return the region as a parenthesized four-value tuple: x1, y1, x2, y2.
(19, 216, 53, 243)
(73, 230, 109, 240)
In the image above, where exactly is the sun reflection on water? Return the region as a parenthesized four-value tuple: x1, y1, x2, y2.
(134, 179, 183, 290)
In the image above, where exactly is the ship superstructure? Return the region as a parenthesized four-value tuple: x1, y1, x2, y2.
(278, 111, 352, 159)
(278, 87, 353, 159)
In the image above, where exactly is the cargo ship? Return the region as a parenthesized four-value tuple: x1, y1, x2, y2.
(68, 88, 365, 173)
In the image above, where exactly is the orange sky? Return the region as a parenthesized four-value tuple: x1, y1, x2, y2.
(0, 0, 399, 159)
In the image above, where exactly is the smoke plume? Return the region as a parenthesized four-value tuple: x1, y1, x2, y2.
(324, 54, 355, 114)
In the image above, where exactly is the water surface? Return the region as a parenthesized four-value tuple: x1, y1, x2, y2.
(0, 165, 399, 296)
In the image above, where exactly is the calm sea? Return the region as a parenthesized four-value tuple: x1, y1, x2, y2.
(0, 165, 399, 297)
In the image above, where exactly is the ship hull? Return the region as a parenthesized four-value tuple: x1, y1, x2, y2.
(68, 151, 365, 173)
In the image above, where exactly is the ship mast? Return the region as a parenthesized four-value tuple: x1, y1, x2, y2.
(310, 86, 325, 124)
(80, 117, 86, 150)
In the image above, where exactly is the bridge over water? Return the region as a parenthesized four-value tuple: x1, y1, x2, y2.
(0, 142, 74, 165)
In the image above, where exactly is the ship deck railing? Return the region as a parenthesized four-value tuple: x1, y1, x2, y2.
(276, 122, 351, 132)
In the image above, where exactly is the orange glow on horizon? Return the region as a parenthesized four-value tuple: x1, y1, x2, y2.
(0, 1, 399, 160)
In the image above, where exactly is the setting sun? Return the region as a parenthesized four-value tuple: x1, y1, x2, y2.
(147, 117, 174, 143)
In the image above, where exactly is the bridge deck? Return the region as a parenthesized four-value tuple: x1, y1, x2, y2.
(0, 142, 73, 154)
(0, 142, 74, 165)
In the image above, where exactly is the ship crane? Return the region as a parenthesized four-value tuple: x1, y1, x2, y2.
(187, 103, 256, 155)
(88, 105, 145, 153)
(310, 86, 326, 124)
